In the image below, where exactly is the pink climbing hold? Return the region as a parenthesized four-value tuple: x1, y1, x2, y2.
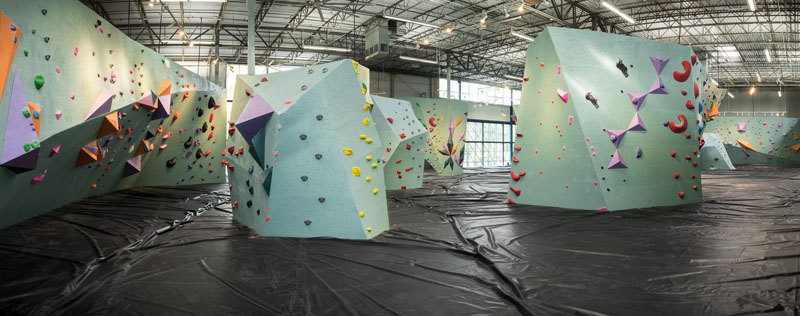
(74, 46, 79, 56)
(70, 93, 75, 100)
(599, 207, 608, 212)
(568, 116, 573, 125)
(557, 66, 561, 74)
(55, 110, 62, 120)
(50, 144, 61, 157)
(556, 88, 568, 103)
(55, 67, 60, 74)
(31, 172, 46, 184)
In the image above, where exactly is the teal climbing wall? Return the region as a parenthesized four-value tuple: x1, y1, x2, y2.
(509, 27, 703, 211)
(0, 0, 226, 229)
(371, 95, 427, 190)
(699, 133, 735, 170)
(705, 116, 800, 164)
(403, 97, 468, 175)
(226, 60, 389, 239)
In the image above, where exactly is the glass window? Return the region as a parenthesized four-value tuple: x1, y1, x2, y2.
(463, 120, 514, 168)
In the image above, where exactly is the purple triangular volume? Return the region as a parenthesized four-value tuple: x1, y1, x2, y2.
(627, 113, 647, 131)
(627, 92, 648, 111)
(607, 129, 626, 148)
(235, 94, 274, 145)
(650, 56, 670, 75)
(85, 88, 114, 120)
(648, 76, 668, 95)
(608, 149, 627, 169)
(737, 122, 747, 132)
(152, 94, 172, 120)
(123, 156, 142, 177)
(1, 70, 39, 172)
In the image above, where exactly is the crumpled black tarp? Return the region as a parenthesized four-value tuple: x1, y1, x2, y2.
(0, 166, 799, 315)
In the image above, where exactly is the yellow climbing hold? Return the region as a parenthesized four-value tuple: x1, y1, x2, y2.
(371, 163, 378, 169)
(359, 211, 365, 218)
(363, 104, 370, 111)
(363, 118, 370, 126)
(352, 167, 361, 177)
(439, 116, 444, 121)
(366, 155, 372, 161)
(366, 227, 372, 232)
(343, 148, 353, 155)
(365, 176, 371, 182)
(372, 188, 379, 194)
(365, 138, 373, 144)
(360, 134, 366, 139)
(362, 87, 367, 94)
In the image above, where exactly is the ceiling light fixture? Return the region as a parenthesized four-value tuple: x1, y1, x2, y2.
(749, 86, 756, 95)
(383, 15, 439, 28)
(510, 31, 535, 42)
(756, 72, 762, 82)
(422, 38, 430, 45)
(778, 90, 782, 97)
(764, 48, 772, 62)
(303, 45, 350, 52)
(747, 0, 756, 11)
(399, 55, 438, 65)
(517, 2, 525, 13)
(479, 12, 487, 25)
(727, 92, 734, 99)
(600, 1, 636, 24)
(444, 26, 453, 34)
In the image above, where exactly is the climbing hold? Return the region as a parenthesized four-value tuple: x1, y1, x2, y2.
(33, 75, 44, 89)
(166, 157, 177, 167)
(585, 92, 599, 109)
(372, 188, 379, 195)
(616, 59, 629, 77)
(343, 148, 353, 155)
(556, 88, 568, 103)
(672, 60, 691, 82)
(363, 118, 370, 126)
(668, 114, 688, 133)
(352, 167, 361, 177)
(678, 192, 685, 198)
(359, 212, 365, 218)
(509, 186, 521, 196)
(685, 100, 695, 110)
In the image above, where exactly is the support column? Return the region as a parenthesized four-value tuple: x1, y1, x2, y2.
(214, 27, 220, 83)
(247, 0, 255, 75)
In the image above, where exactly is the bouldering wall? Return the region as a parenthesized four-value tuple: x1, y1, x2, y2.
(226, 60, 389, 239)
(0, 0, 226, 229)
(705, 116, 800, 164)
(371, 95, 427, 190)
(509, 27, 702, 211)
(404, 97, 468, 175)
(699, 133, 735, 170)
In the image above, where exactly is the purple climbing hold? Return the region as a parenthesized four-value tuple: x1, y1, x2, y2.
(648, 76, 668, 95)
(627, 113, 647, 132)
(627, 92, 648, 111)
(607, 129, 626, 148)
(650, 56, 670, 75)
(636, 147, 643, 158)
(608, 149, 627, 169)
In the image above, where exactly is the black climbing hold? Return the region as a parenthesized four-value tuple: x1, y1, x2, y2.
(308, 69, 314, 74)
(256, 209, 260, 216)
(43, 37, 49, 43)
(41, 9, 47, 15)
(248, 186, 254, 194)
(202, 122, 208, 133)
(246, 200, 252, 208)
(96, 20, 102, 26)
(246, 179, 250, 186)
(208, 97, 216, 109)
(195, 149, 203, 159)
(315, 154, 322, 160)
(198, 108, 204, 117)
(145, 130, 156, 139)
(301, 175, 308, 181)
(585, 92, 600, 109)
(304, 220, 311, 226)
(316, 115, 323, 121)
(184, 137, 193, 148)
(322, 68, 328, 73)
(299, 134, 307, 140)
(301, 85, 308, 91)
(248, 166, 254, 174)
(44, 55, 50, 61)
(616, 59, 629, 78)
(318, 197, 326, 203)
(166, 157, 177, 167)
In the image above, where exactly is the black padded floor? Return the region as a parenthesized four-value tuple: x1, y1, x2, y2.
(1, 166, 799, 315)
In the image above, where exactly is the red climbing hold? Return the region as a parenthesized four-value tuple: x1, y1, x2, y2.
(401, 185, 407, 190)
(693, 185, 698, 190)
(510, 170, 521, 181)
(516, 133, 523, 137)
(265, 216, 270, 221)
(692, 161, 698, 167)
(207, 131, 214, 140)
(399, 133, 406, 139)
(227, 146, 235, 154)
(670, 151, 676, 157)
(693, 81, 699, 99)
(406, 144, 411, 150)
(678, 192, 685, 198)
(512, 156, 519, 163)
(260, 77, 268, 82)
(681, 90, 687, 96)
(209, 113, 214, 122)
(514, 146, 522, 151)
(429, 117, 437, 127)
(685, 100, 695, 110)
(691, 54, 697, 65)
(228, 128, 235, 136)
(673, 60, 691, 82)
(387, 117, 393, 124)
(668, 114, 688, 133)
(685, 155, 691, 161)
(674, 173, 680, 179)
(691, 174, 696, 179)
(508, 198, 517, 204)
(509, 186, 521, 196)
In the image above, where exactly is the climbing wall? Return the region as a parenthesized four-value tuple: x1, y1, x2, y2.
(226, 60, 389, 239)
(0, 0, 226, 229)
(699, 133, 735, 170)
(371, 95, 427, 190)
(404, 97, 468, 175)
(705, 116, 800, 164)
(509, 27, 702, 211)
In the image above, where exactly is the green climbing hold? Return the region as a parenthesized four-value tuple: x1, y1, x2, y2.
(34, 75, 44, 89)
(23, 143, 31, 152)
(23, 50, 28, 57)
(31, 29, 35, 35)
(21, 108, 30, 118)
(31, 140, 40, 149)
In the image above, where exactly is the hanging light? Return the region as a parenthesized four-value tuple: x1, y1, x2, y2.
(600, 1, 636, 24)
(747, 0, 756, 11)
(422, 38, 430, 45)
(517, 2, 525, 13)
(756, 72, 762, 82)
(764, 48, 772, 63)
(188, 41, 195, 47)
(510, 31, 535, 42)
(479, 12, 487, 25)
(749, 86, 756, 95)
(778, 90, 782, 97)
(727, 92, 734, 99)
(444, 26, 453, 34)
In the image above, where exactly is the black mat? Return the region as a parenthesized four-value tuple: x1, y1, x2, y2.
(1, 166, 799, 315)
